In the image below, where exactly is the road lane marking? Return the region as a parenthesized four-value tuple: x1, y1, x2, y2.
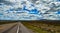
(17, 25, 19, 33)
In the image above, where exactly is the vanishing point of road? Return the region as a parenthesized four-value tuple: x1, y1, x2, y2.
(0, 22, 34, 33)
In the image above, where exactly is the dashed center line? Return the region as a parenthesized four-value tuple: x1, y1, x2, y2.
(17, 25, 19, 33)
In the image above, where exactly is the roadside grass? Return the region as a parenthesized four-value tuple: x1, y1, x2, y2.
(22, 22, 50, 33)
(22, 22, 60, 33)
(0, 21, 17, 25)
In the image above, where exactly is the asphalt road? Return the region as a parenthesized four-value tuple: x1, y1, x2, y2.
(1, 22, 33, 33)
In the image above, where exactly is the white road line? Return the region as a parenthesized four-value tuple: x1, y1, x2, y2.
(17, 25, 19, 33)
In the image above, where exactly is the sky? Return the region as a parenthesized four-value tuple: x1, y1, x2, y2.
(0, 0, 60, 20)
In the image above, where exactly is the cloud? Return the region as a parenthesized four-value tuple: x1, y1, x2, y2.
(0, 0, 60, 20)
(0, 0, 15, 5)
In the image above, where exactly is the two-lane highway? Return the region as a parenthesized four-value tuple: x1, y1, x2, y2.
(18, 22, 34, 33)
(0, 22, 34, 33)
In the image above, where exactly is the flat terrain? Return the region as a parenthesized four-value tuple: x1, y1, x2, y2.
(22, 21, 60, 33)
(0, 21, 60, 33)
(0, 22, 17, 33)
(0, 21, 34, 33)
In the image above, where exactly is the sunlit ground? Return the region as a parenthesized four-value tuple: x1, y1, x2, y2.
(0, 21, 60, 33)
(0, 21, 17, 33)
(22, 21, 60, 33)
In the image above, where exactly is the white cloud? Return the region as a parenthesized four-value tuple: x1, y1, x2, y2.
(0, 0, 60, 20)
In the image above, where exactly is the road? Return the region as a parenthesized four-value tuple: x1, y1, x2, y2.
(0, 22, 34, 33)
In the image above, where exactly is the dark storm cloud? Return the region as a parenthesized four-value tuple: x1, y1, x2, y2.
(0, 0, 14, 5)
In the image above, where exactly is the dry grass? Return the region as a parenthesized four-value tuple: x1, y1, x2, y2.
(22, 21, 60, 33)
